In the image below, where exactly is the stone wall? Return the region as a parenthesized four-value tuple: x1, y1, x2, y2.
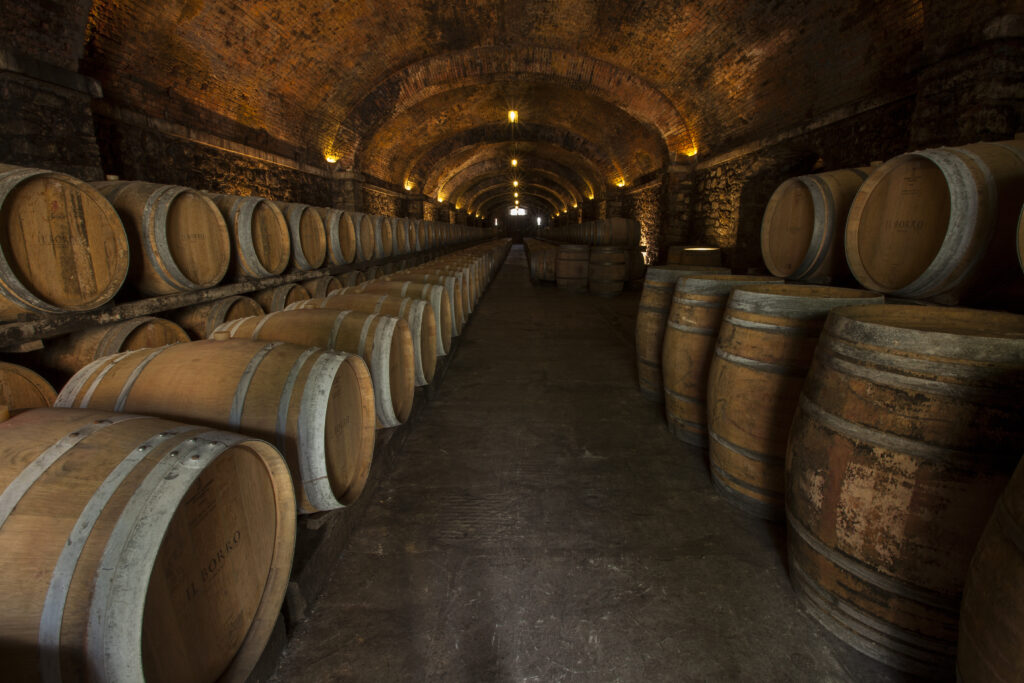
(361, 186, 402, 217)
(623, 182, 665, 264)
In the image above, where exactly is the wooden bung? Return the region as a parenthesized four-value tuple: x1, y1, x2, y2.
(0, 407, 295, 682)
(213, 310, 415, 429)
(634, 265, 730, 401)
(786, 304, 1024, 677)
(706, 284, 883, 518)
(0, 164, 129, 320)
(55, 340, 375, 512)
(661, 274, 780, 446)
(292, 292, 438, 386)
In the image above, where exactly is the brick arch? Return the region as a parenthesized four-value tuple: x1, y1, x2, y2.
(443, 157, 591, 209)
(464, 176, 571, 214)
(479, 189, 561, 216)
(333, 47, 692, 169)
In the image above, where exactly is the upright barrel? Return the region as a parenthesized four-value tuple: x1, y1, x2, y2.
(845, 141, 1024, 302)
(0, 361, 56, 414)
(0, 407, 295, 683)
(662, 275, 779, 446)
(666, 246, 723, 267)
(786, 304, 1024, 677)
(39, 316, 190, 375)
(588, 246, 627, 296)
(207, 194, 290, 279)
(556, 244, 590, 292)
(214, 310, 415, 429)
(171, 295, 264, 340)
(706, 284, 883, 518)
(634, 265, 728, 400)
(92, 181, 230, 295)
(760, 168, 869, 282)
(0, 165, 128, 319)
(56, 340, 376, 512)
(957, 458, 1024, 683)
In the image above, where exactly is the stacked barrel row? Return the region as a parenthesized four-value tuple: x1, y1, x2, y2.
(524, 218, 645, 296)
(637, 261, 1024, 678)
(0, 162, 491, 321)
(759, 138, 1024, 304)
(0, 201, 507, 683)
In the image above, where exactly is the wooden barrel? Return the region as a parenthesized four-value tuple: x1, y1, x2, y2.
(666, 245, 723, 267)
(393, 218, 409, 254)
(273, 202, 326, 271)
(556, 244, 589, 292)
(958, 457, 1024, 682)
(626, 249, 647, 289)
(662, 275, 780, 445)
(381, 273, 464, 335)
(0, 165, 128, 319)
(371, 215, 393, 259)
(363, 265, 383, 281)
(524, 239, 557, 282)
(39, 316, 190, 375)
(171, 295, 264, 339)
(356, 281, 452, 356)
(1018, 205, 1024, 274)
(417, 220, 430, 250)
(56, 339, 376, 512)
(252, 283, 310, 312)
(291, 292, 437, 386)
(761, 168, 869, 282)
(592, 218, 641, 246)
(0, 407, 295, 683)
(92, 181, 230, 296)
(706, 284, 883, 518)
(214, 310, 414, 428)
(207, 194, 290, 279)
(635, 265, 730, 401)
(786, 304, 1024, 677)
(315, 207, 356, 266)
(588, 247, 627, 296)
(300, 275, 342, 299)
(0, 361, 56, 414)
(846, 141, 1024, 302)
(340, 270, 366, 286)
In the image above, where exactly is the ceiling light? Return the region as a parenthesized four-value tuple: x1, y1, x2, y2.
(514, 192, 519, 198)
(513, 180, 519, 187)
(511, 158, 518, 167)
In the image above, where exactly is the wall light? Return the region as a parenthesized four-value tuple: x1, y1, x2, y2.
(508, 110, 518, 124)
(324, 154, 339, 164)
(404, 180, 414, 191)
(616, 179, 626, 188)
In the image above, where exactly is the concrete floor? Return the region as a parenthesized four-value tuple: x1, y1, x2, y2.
(271, 245, 916, 682)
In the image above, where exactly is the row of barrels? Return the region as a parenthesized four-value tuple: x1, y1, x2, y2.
(540, 217, 643, 247)
(635, 264, 1024, 679)
(759, 137, 1024, 304)
(0, 238, 511, 682)
(522, 239, 646, 296)
(0, 162, 489, 320)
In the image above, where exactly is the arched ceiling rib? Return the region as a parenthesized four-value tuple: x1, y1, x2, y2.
(442, 159, 589, 209)
(467, 181, 568, 214)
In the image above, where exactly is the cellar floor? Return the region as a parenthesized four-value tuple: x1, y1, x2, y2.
(270, 245, 917, 683)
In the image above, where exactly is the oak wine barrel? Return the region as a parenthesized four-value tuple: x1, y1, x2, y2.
(252, 283, 310, 312)
(661, 274, 780, 446)
(634, 265, 729, 400)
(0, 361, 56, 414)
(0, 407, 295, 682)
(207, 194, 290, 279)
(588, 246, 627, 296)
(0, 165, 128, 320)
(300, 275, 343, 299)
(56, 340, 376, 512)
(786, 304, 1024, 677)
(355, 281, 452, 355)
(706, 284, 883, 518)
(314, 207, 356, 266)
(555, 244, 589, 292)
(371, 215, 393, 259)
(39, 316, 190, 376)
(761, 168, 869, 282)
(171, 295, 264, 340)
(273, 202, 326, 271)
(214, 310, 415, 429)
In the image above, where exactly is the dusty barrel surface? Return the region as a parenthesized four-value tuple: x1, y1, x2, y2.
(666, 246, 723, 267)
(760, 168, 869, 282)
(207, 194, 290, 279)
(0, 165, 129, 319)
(40, 316, 190, 375)
(957, 458, 1024, 683)
(315, 207, 356, 266)
(556, 244, 590, 292)
(356, 281, 452, 355)
(0, 361, 56, 414)
(786, 304, 1024, 677)
(588, 246, 627, 296)
(253, 283, 310, 312)
(172, 295, 264, 340)
(845, 141, 1024, 302)
(706, 284, 883, 518)
(661, 274, 780, 446)
(55, 340, 376, 512)
(293, 291, 438, 386)
(93, 181, 231, 295)
(215, 310, 415, 429)
(634, 265, 729, 400)
(0, 407, 295, 683)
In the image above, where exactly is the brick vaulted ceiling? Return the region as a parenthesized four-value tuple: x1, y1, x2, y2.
(76, 0, 931, 215)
